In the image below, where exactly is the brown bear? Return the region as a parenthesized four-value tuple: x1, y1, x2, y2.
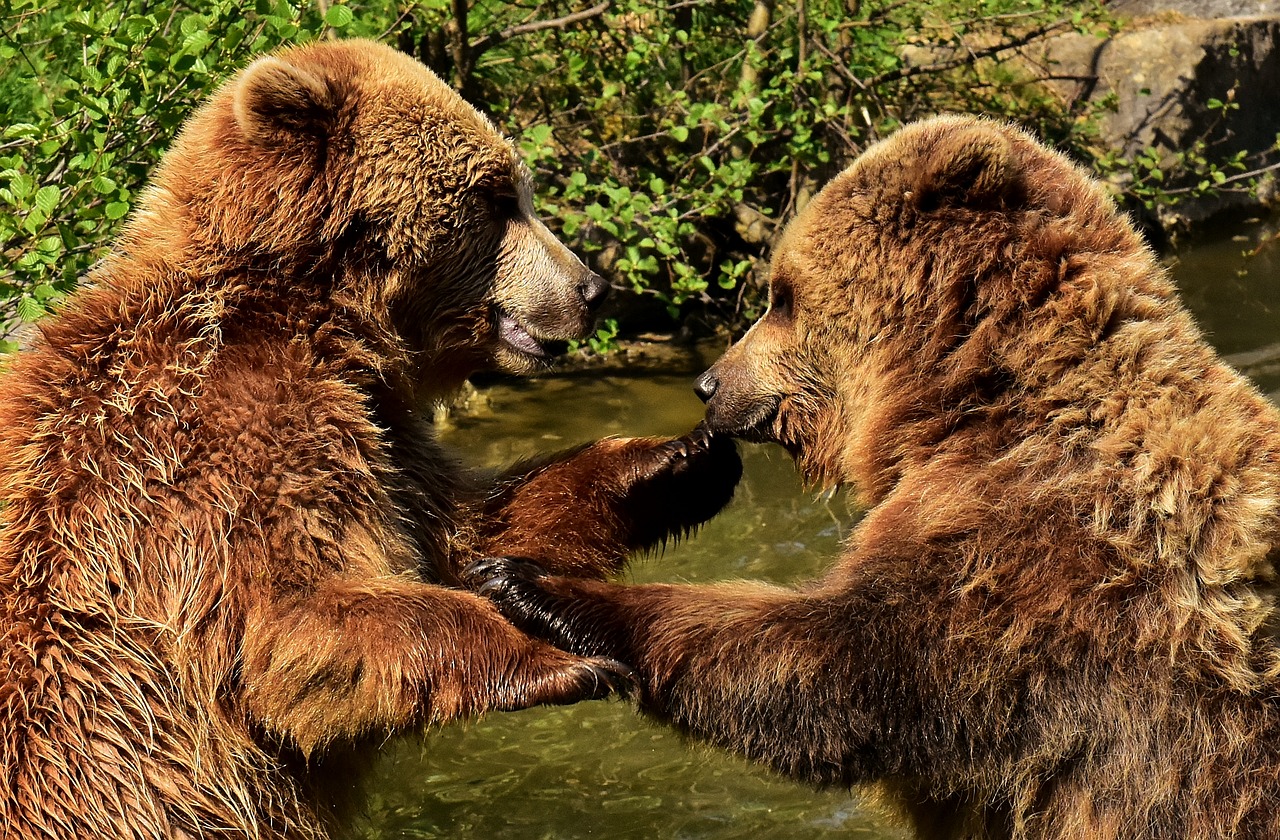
(474, 115, 1280, 839)
(0, 40, 739, 839)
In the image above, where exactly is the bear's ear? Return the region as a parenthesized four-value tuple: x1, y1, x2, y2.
(913, 125, 1016, 211)
(233, 55, 336, 144)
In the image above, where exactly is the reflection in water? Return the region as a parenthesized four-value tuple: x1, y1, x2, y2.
(357, 376, 899, 839)
(356, 235, 1280, 839)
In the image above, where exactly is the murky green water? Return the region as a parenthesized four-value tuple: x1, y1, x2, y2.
(355, 228, 1280, 839)
(1169, 228, 1280, 400)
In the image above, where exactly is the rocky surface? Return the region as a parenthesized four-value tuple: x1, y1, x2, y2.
(1111, 0, 1280, 16)
(1038, 7, 1280, 233)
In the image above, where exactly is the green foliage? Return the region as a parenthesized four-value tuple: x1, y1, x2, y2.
(459, 0, 1114, 328)
(0, 0, 353, 343)
(1090, 86, 1275, 217)
(7, 0, 1266, 348)
(569, 316, 620, 355)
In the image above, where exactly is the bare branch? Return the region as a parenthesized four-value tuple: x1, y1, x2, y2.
(471, 2, 610, 55)
(1160, 157, 1280, 195)
(865, 20, 1073, 87)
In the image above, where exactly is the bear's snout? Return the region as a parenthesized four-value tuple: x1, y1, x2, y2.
(695, 363, 781, 442)
(579, 272, 609, 312)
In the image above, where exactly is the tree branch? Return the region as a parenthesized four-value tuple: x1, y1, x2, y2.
(471, 2, 610, 54)
(865, 20, 1072, 87)
(1159, 157, 1280, 195)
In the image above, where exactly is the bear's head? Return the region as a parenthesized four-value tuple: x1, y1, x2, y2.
(122, 39, 606, 386)
(697, 115, 1165, 501)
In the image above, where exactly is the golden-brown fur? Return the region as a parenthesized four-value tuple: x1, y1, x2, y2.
(476, 116, 1280, 839)
(0, 40, 739, 839)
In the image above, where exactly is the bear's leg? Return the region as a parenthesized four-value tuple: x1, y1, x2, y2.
(470, 558, 896, 787)
(240, 576, 631, 754)
(471, 428, 741, 578)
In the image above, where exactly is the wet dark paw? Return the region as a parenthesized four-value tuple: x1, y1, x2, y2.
(631, 425, 743, 539)
(638, 424, 728, 478)
(549, 656, 637, 704)
(467, 557, 601, 655)
(506, 653, 635, 710)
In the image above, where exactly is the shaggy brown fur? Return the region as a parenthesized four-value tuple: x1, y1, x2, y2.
(475, 116, 1280, 839)
(0, 40, 739, 839)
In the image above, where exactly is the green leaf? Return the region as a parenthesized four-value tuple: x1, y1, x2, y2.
(16, 296, 46, 322)
(524, 124, 553, 145)
(325, 5, 354, 28)
(34, 185, 60, 216)
(179, 14, 204, 37)
(22, 208, 47, 235)
(92, 175, 118, 195)
(3, 123, 39, 139)
(9, 173, 34, 199)
(105, 201, 131, 220)
(32, 282, 59, 301)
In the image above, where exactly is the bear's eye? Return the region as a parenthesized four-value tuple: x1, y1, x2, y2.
(472, 169, 521, 220)
(490, 188, 520, 218)
(769, 283, 794, 320)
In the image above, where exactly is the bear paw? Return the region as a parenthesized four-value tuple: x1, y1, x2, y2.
(626, 425, 743, 544)
(530, 656, 637, 706)
(469, 556, 621, 661)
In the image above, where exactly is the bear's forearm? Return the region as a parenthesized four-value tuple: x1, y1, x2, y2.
(477, 565, 918, 787)
(471, 439, 638, 577)
(594, 584, 896, 784)
(239, 577, 626, 754)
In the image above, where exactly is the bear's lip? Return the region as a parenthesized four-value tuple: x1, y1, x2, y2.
(703, 395, 782, 442)
(496, 309, 556, 360)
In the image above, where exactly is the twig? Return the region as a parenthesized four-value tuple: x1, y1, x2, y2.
(471, 2, 610, 54)
(1159, 158, 1280, 195)
(864, 20, 1072, 87)
(812, 41, 866, 91)
(315, 0, 337, 39)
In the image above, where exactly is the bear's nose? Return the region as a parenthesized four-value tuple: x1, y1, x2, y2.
(694, 371, 719, 403)
(579, 273, 610, 311)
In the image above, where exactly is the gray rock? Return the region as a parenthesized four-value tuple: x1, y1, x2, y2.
(1038, 14, 1280, 232)
(1110, 0, 1280, 18)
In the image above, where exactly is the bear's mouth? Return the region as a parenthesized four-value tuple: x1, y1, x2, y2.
(495, 309, 569, 361)
(704, 395, 782, 443)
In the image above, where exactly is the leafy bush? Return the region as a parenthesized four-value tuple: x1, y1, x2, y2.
(0, 0, 341, 348)
(455, 0, 1114, 329)
(10, 0, 1232, 346)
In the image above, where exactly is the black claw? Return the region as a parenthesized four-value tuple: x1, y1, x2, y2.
(462, 557, 499, 581)
(472, 560, 620, 659)
(694, 424, 713, 449)
(581, 657, 638, 700)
